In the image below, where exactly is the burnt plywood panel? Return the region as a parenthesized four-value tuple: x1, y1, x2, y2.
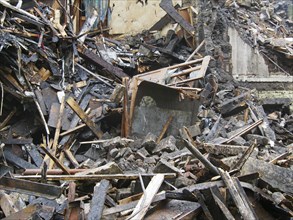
(131, 81, 200, 138)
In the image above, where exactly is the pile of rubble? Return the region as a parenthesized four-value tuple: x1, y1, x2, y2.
(0, 0, 292, 219)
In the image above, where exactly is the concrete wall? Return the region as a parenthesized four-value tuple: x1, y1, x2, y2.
(228, 27, 293, 83)
(228, 27, 271, 79)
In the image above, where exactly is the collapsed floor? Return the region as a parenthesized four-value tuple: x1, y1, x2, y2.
(0, 0, 292, 219)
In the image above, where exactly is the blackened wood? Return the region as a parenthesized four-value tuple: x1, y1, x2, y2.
(219, 169, 258, 220)
(210, 186, 235, 220)
(87, 180, 110, 220)
(4, 149, 37, 169)
(160, 0, 195, 35)
(78, 48, 128, 80)
(25, 144, 43, 167)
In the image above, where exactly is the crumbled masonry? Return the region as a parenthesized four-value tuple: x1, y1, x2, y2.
(0, 0, 292, 219)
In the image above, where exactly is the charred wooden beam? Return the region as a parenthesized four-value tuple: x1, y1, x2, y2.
(160, 0, 195, 35)
(78, 48, 128, 80)
(0, 176, 62, 199)
(4, 149, 37, 169)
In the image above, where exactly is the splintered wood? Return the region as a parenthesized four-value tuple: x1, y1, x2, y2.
(0, 0, 292, 219)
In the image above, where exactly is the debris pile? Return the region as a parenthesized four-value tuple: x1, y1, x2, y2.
(225, 0, 293, 73)
(0, 0, 292, 219)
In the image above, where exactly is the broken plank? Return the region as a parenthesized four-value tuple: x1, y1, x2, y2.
(78, 48, 128, 80)
(49, 96, 65, 169)
(0, 108, 17, 130)
(128, 174, 164, 220)
(35, 90, 47, 116)
(129, 76, 139, 132)
(219, 169, 257, 220)
(65, 181, 77, 220)
(269, 151, 291, 164)
(52, 96, 65, 151)
(233, 178, 258, 218)
(88, 180, 110, 220)
(0, 176, 62, 199)
(182, 127, 219, 175)
(104, 192, 166, 216)
(186, 40, 205, 62)
(66, 96, 103, 139)
(149, 4, 181, 31)
(40, 146, 70, 175)
(210, 186, 235, 220)
(60, 123, 86, 137)
(156, 115, 173, 143)
(75, 63, 114, 88)
(4, 149, 37, 169)
(231, 141, 257, 170)
(64, 149, 79, 168)
(77, 9, 98, 43)
(121, 77, 130, 137)
(0, 0, 39, 21)
(223, 119, 263, 144)
(160, 0, 195, 35)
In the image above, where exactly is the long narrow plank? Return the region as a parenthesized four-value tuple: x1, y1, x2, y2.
(231, 141, 257, 170)
(15, 173, 176, 181)
(88, 180, 110, 220)
(122, 77, 130, 137)
(156, 115, 173, 143)
(128, 174, 164, 220)
(182, 127, 219, 175)
(129, 77, 139, 132)
(4, 150, 37, 169)
(49, 96, 65, 169)
(52, 96, 65, 151)
(66, 96, 103, 139)
(186, 40, 205, 62)
(0, 176, 62, 199)
(223, 119, 263, 144)
(219, 169, 257, 220)
(41, 146, 70, 175)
